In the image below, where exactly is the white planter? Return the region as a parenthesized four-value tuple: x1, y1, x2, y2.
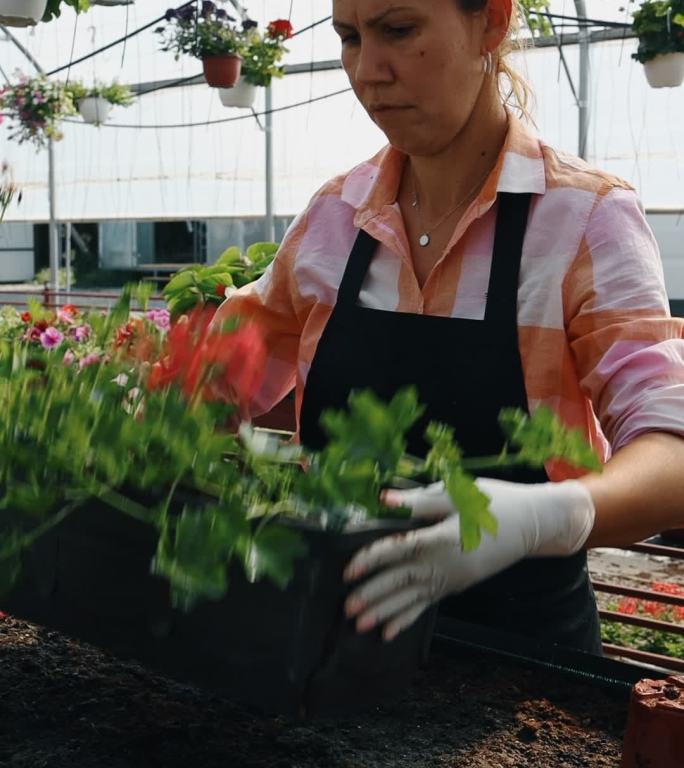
(0, 0, 48, 26)
(218, 78, 258, 109)
(643, 52, 684, 88)
(78, 97, 113, 126)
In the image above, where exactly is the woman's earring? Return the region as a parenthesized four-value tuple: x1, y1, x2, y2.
(482, 51, 493, 76)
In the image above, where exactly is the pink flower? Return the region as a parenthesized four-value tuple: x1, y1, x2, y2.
(39, 327, 63, 349)
(146, 309, 171, 333)
(57, 309, 77, 325)
(70, 324, 91, 342)
(78, 352, 101, 370)
(62, 350, 75, 366)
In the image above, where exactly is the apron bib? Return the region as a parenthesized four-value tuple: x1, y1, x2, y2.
(300, 193, 601, 654)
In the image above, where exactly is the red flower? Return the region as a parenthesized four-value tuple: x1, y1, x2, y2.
(21, 311, 32, 323)
(147, 307, 265, 409)
(61, 304, 79, 317)
(651, 581, 684, 596)
(115, 321, 136, 348)
(616, 597, 638, 616)
(267, 18, 294, 39)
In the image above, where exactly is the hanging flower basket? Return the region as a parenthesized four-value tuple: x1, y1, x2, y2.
(203, 55, 242, 89)
(0, 0, 48, 27)
(67, 81, 134, 126)
(643, 51, 684, 86)
(218, 77, 256, 108)
(78, 96, 113, 125)
(631, 1, 684, 87)
(157, 3, 243, 89)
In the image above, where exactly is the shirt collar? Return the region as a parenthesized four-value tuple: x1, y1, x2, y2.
(342, 112, 546, 227)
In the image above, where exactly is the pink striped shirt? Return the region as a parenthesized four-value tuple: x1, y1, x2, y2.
(216, 115, 684, 480)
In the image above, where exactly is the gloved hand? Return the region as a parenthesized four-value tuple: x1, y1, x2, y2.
(344, 478, 595, 642)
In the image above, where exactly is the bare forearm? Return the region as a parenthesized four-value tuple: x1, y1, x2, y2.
(581, 432, 684, 548)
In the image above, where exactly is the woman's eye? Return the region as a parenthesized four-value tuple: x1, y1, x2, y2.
(385, 25, 414, 39)
(340, 33, 360, 45)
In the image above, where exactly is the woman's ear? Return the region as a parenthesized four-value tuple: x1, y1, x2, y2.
(482, 0, 513, 54)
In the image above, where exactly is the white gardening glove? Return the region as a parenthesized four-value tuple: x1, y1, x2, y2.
(343, 478, 595, 642)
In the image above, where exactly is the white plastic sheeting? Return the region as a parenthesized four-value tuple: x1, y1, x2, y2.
(0, 0, 682, 222)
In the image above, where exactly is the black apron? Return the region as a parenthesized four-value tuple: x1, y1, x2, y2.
(300, 193, 602, 654)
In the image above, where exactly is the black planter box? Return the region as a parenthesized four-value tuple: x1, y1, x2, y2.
(3, 503, 436, 717)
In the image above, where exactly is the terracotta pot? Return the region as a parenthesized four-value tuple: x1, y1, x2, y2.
(620, 675, 684, 768)
(0, 0, 48, 26)
(78, 97, 112, 126)
(202, 55, 242, 89)
(218, 77, 257, 109)
(643, 52, 684, 88)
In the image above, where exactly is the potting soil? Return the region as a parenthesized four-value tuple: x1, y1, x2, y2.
(1, 615, 627, 767)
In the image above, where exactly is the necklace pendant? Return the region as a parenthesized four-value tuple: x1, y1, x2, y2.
(418, 233, 430, 247)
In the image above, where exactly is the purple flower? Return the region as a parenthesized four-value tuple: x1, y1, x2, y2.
(164, 8, 178, 20)
(39, 327, 63, 349)
(201, 0, 216, 18)
(242, 18, 258, 30)
(146, 309, 171, 332)
(177, 6, 195, 22)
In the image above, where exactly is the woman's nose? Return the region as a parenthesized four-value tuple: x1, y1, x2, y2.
(352, 43, 394, 85)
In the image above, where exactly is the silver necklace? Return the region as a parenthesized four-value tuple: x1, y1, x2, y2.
(411, 168, 491, 248)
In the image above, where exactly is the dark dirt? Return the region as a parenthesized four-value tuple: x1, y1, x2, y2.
(0, 614, 629, 768)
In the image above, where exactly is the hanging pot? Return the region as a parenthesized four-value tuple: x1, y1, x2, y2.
(202, 55, 242, 89)
(643, 52, 684, 88)
(0, 0, 48, 27)
(218, 77, 257, 109)
(78, 97, 113, 126)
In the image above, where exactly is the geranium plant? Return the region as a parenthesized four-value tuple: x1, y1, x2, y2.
(156, 2, 242, 60)
(631, 0, 684, 63)
(66, 81, 134, 107)
(162, 241, 278, 318)
(0, 280, 601, 612)
(240, 18, 294, 87)
(0, 74, 76, 149)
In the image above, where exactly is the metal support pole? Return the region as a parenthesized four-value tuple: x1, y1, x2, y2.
(48, 140, 59, 298)
(574, 0, 590, 160)
(265, 85, 275, 242)
(64, 221, 72, 295)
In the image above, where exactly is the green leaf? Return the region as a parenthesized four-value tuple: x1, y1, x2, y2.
(243, 523, 307, 589)
(498, 407, 602, 472)
(445, 470, 498, 553)
(151, 501, 249, 612)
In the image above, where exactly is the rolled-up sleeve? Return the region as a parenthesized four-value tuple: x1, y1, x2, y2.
(564, 186, 684, 452)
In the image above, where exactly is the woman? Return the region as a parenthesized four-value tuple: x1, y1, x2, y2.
(215, 0, 684, 653)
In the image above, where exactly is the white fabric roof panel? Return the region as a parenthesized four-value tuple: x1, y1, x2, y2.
(0, 0, 682, 222)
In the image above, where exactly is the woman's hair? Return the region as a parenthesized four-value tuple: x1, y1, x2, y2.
(457, 0, 535, 122)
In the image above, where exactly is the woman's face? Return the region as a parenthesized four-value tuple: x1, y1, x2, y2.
(332, 0, 489, 156)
